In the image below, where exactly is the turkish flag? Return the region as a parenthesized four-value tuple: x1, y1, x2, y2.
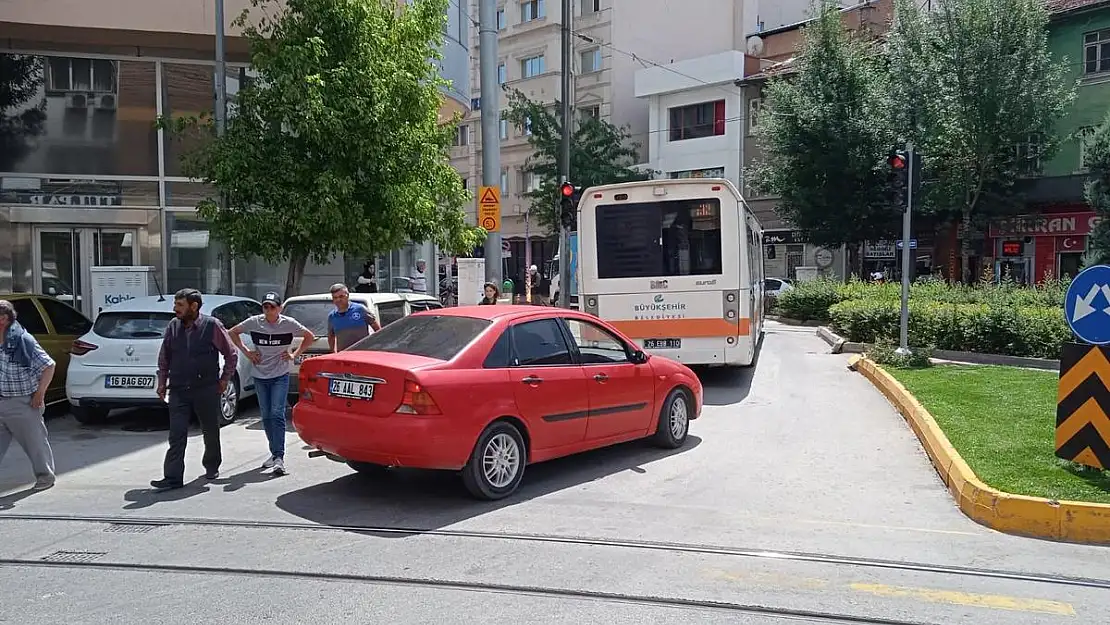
(1057, 236, 1084, 252)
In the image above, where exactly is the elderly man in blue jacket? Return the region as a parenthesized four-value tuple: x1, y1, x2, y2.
(0, 299, 58, 490)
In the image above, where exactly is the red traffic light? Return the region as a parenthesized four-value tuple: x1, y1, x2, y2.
(888, 153, 907, 170)
(560, 182, 575, 197)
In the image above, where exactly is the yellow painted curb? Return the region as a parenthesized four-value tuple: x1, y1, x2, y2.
(854, 357, 1110, 545)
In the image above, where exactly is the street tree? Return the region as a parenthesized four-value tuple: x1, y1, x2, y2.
(161, 0, 481, 295)
(749, 0, 899, 249)
(0, 55, 47, 171)
(1083, 116, 1110, 268)
(889, 0, 1074, 282)
(503, 89, 651, 234)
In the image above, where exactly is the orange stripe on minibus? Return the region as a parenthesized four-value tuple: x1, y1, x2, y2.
(610, 318, 750, 339)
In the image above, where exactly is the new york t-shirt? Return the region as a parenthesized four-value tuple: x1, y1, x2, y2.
(328, 302, 377, 351)
(233, 314, 309, 380)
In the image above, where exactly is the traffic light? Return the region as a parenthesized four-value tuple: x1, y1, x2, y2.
(559, 181, 581, 231)
(888, 149, 909, 211)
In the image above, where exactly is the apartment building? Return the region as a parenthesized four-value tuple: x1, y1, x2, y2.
(0, 0, 469, 309)
(452, 0, 816, 281)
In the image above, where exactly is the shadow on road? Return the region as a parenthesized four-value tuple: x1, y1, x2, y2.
(274, 435, 702, 533)
(0, 486, 46, 510)
(696, 331, 763, 406)
(122, 478, 212, 510)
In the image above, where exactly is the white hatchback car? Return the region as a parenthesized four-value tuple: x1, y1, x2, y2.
(65, 294, 263, 425)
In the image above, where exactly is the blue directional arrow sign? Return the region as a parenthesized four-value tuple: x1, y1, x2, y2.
(1065, 265, 1110, 345)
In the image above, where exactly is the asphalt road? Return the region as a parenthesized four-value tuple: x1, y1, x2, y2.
(0, 321, 1107, 624)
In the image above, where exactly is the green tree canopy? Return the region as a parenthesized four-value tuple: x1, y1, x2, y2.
(502, 89, 651, 234)
(162, 0, 481, 295)
(749, 0, 899, 248)
(890, 0, 1075, 281)
(1084, 115, 1110, 268)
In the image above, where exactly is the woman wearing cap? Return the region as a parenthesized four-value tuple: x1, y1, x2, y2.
(227, 292, 314, 476)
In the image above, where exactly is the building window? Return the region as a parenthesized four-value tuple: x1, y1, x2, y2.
(521, 55, 545, 78)
(668, 100, 726, 141)
(1085, 30, 1110, 74)
(46, 57, 117, 93)
(499, 115, 509, 140)
(521, 0, 545, 22)
(497, 8, 507, 29)
(1015, 134, 1041, 176)
(461, 177, 469, 190)
(580, 49, 602, 73)
(501, 169, 509, 193)
(497, 63, 507, 84)
(581, 0, 600, 14)
(522, 171, 542, 193)
(747, 98, 761, 135)
(521, 116, 533, 136)
(454, 125, 469, 147)
(580, 105, 600, 120)
(1079, 126, 1098, 170)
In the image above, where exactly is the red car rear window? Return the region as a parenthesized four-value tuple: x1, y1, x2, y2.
(348, 315, 491, 360)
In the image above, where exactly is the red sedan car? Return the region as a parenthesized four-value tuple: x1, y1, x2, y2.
(293, 305, 703, 500)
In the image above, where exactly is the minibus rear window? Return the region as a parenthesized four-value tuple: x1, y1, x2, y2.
(595, 198, 723, 279)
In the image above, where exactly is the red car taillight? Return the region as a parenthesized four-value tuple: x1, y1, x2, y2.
(70, 339, 98, 356)
(397, 378, 441, 415)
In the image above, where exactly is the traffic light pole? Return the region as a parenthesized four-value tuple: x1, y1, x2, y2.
(896, 143, 915, 356)
(557, 0, 572, 308)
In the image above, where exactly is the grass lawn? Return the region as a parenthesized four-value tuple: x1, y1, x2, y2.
(887, 364, 1110, 504)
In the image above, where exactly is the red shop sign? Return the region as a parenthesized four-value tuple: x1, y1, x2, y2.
(988, 212, 1100, 238)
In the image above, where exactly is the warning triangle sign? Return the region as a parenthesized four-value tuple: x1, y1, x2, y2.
(480, 188, 499, 205)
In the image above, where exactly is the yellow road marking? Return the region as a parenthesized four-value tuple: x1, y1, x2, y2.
(850, 583, 1076, 616)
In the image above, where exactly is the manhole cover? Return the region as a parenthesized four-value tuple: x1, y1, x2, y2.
(103, 523, 160, 534)
(41, 551, 107, 563)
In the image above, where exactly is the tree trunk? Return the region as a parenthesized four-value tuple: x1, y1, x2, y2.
(959, 208, 972, 284)
(284, 252, 308, 297)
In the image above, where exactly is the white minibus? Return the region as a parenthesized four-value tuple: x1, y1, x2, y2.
(576, 178, 764, 366)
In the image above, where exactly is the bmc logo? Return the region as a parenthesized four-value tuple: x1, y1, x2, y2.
(104, 293, 135, 306)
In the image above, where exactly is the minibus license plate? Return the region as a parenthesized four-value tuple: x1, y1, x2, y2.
(329, 379, 375, 400)
(644, 338, 681, 349)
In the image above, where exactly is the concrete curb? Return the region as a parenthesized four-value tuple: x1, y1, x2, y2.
(817, 327, 1059, 368)
(850, 355, 1110, 545)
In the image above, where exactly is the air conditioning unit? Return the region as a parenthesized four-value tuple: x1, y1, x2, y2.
(65, 93, 90, 109)
(95, 94, 118, 110)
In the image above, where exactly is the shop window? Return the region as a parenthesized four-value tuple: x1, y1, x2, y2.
(2, 54, 157, 176)
(167, 211, 230, 296)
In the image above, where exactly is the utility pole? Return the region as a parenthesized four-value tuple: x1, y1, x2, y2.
(479, 0, 502, 287)
(896, 143, 915, 356)
(557, 0, 572, 308)
(215, 0, 230, 294)
(214, 0, 227, 136)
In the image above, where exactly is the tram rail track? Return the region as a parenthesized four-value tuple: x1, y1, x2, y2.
(0, 555, 938, 625)
(1, 512, 1107, 591)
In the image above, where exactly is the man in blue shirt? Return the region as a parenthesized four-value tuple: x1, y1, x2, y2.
(327, 284, 381, 352)
(0, 299, 57, 490)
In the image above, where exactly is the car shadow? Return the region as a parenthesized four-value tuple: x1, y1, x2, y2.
(274, 435, 702, 534)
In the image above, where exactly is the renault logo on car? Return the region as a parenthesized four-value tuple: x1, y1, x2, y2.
(125, 345, 134, 356)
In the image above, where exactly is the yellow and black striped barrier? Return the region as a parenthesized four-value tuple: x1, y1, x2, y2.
(1056, 342, 1110, 470)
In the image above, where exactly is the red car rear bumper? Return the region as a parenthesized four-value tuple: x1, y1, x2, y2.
(293, 403, 475, 470)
